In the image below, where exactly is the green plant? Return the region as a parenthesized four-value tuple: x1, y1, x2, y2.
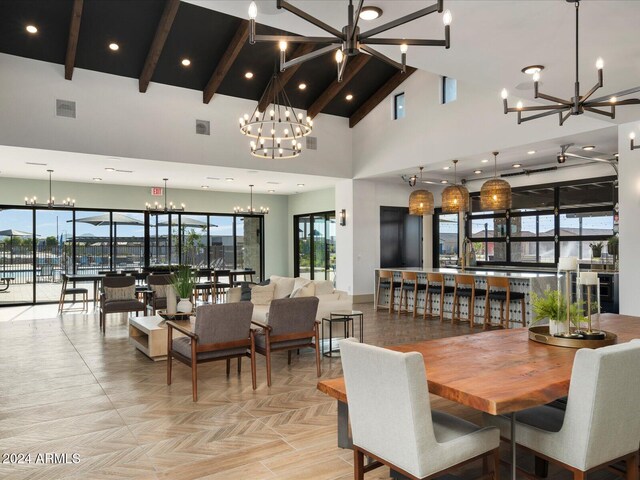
(171, 265, 196, 299)
(589, 241, 604, 257)
(607, 235, 619, 256)
(530, 288, 589, 327)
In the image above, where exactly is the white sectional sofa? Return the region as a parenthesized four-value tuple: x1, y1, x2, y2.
(227, 275, 352, 323)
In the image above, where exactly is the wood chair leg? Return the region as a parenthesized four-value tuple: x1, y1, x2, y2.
(493, 447, 501, 480)
(439, 291, 445, 323)
(266, 341, 272, 387)
(627, 452, 639, 480)
(191, 341, 198, 402)
(484, 294, 490, 330)
(250, 340, 257, 390)
(237, 357, 242, 374)
(314, 323, 321, 377)
(354, 448, 365, 480)
(375, 280, 381, 311)
(287, 350, 292, 365)
(226, 358, 231, 376)
(389, 284, 394, 313)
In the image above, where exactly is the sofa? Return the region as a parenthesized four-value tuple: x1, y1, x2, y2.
(227, 275, 352, 323)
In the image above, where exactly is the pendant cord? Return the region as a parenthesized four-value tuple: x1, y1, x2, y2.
(575, 1, 579, 85)
(494, 153, 497, 178)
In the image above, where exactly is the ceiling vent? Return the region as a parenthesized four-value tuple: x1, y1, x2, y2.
(196, 120, 210, 135)
(56, 99, 76, 118)
(306, 136, 317, 150)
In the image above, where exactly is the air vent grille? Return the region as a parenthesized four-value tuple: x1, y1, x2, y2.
(196, 120, 210, 135)
(306, 136, 317, 150)
(56, 99, 76, 118)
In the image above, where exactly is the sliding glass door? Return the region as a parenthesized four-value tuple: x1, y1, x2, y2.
(294, 211, 335, 281)
(35, 209, 72, 303)
(0, 208, 34, 305)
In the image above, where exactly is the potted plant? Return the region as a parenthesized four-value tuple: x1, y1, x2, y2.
(531, 288, 586, 336)
(589, 241, 603, 259)
(607, 235, 619, 256)
(171, 265, 196, 313)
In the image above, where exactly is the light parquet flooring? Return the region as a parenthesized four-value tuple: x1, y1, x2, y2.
(0, 304, 622, 480)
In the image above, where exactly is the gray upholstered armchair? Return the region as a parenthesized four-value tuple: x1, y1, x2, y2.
(146, 274, 175, 314)
(167, 302, 255, 402)
(483, 341, 640, 480)
(339, 338, 500, 480)
(251, 296, 320, 387)
(99, 276, 146, 334)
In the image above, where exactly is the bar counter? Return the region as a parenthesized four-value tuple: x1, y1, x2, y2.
(375, 267, 556, 327)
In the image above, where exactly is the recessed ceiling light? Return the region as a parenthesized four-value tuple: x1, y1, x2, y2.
(247, 170, 258, 174)
(268, 189, 275, 193)
(521, 65, 544, 75)
(443, 166, 450, 170)
(474, 170, 482, 174)
(93, 177, 102, 182)
(359, 6, 383, 20)
(481, 159, 489, 163)
(297, 183, 305, 187)
(105, 167, 116, 172)
(440, 180, 448, 184)
(245, 72, 254, 79)
(582, 145, 596, 151)
(181, 58, 191, 67)
(26, 25, 38, 34)
(201, 185, 209, 189)
(109, 43, 119, 51)
(345, 94, 353, 101)
(512, 163, 522, 168)
(298, 83, 307, 90)
(225, 177, 234, 182)
(527, 150, 536, 155)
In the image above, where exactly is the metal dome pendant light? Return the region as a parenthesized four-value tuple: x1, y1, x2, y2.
(408, 167, 434, 215)
(480, 152, 512, 211)
(441, 159, 469, 213)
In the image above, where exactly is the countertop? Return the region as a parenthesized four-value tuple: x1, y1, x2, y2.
(376, 267, 556, 279)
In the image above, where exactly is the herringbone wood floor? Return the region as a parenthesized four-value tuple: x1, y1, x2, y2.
(0, 304, 620, 480)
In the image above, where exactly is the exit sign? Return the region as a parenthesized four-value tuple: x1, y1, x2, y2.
(151, 187, 163, 196)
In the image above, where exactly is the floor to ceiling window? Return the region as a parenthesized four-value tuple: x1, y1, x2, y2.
(209, 215, 234, 268)
(74, 211, 111, 274)
(0, 208, 34, 305)
(149, 213, 169, 266)
(35, 209, 72, 303)
(434, 210, 459, 267)
(294, 212, 336, 281)
(180, 214, 207, 267)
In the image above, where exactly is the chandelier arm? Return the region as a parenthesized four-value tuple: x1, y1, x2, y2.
(588, 99, 640, 107)
(534, 91, 573, 106)
(559, 110, 573, 126)
(588, 86, 640, 104)
(351, 0, 365, 42)
(253, 34, 341, 44)
(359, 45, 403, 71)
(507, 104, 568, 113)
(519, 107, 570, 123)
(337, 54, 348, 82)
(281, 44, 337, 70)
(276, 0, 345, 39)
(359, 1, 442, 40)
(361, 38, 447, 47)
(583, 106, 615, 118)
(580, 81, 603, 104)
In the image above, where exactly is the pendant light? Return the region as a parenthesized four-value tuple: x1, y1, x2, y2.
(441, 159, 469, 213)
(480, 152, 512, 211)
(408, 167, 434, 215)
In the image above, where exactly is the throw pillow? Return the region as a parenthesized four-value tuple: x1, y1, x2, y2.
(313, 280, 334, 295)
(251, 283, 275, 305)
(290, 277, 311, 297)
(240, 282, 253, 301)
(150, 284, 167, 299)
(292, 283, 315, 298)
(104, 285, 135, 301)
(269, 275, 295, 299)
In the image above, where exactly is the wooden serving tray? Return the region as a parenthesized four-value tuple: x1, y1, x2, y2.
(157, 310, 194, 320)
(528, 325, 617, 349)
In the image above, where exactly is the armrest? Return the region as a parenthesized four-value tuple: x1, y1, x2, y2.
(166, 321, 197, 339)
(251, 319, 271, 331)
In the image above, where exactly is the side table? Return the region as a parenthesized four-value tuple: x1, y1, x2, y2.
(330, 310, 364, 342)
(322, 316, 353, 357)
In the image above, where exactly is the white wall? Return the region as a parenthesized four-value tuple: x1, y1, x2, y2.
(0, 176, 289, 278)
(0, 53, 353, 179)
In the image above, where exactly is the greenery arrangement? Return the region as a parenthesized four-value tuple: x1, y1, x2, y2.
(589, 241, 604, 258)
(171, 265, 196, 299)
(607, 235, 619, 256)
(530, 288, 594, 328)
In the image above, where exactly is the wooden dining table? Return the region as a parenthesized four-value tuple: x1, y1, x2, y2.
(317, 314, 640, 480)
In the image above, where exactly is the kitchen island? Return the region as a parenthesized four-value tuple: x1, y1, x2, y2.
(375, 267, 556, 327)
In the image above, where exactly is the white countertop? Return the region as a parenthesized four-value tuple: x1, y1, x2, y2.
(376, 267, 556, 279)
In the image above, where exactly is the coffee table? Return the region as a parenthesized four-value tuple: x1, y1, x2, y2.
(128, 315, 187, 361)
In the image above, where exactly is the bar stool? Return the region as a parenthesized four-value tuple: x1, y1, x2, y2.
(483, 277, 526, 329)
(424, 273, 454, 322)
(398, 271, 426, 318)
(58, 276, 88, 314)
(375, 270, 396, 313)
(452, 275, 486, 327)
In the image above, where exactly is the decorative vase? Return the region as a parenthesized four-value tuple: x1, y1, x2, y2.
(166, 285, 177, 314)
(177, 298, 192, 313)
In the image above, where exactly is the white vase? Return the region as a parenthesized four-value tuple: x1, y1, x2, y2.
(166, 285, 177, 315)
(177, 298, 192, 313)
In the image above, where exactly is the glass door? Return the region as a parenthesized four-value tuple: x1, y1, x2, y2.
(149, 214, 169, 266)
(294, 211, 335, 281)
(35, 209, 72, 303)
(0, 208, 34, 305)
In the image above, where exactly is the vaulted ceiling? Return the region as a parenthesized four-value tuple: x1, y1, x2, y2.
(0, 0, 420, 125)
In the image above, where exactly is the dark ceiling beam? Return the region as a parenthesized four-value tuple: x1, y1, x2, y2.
(349, 67, 417, 128)
(307, 54, 371, 119)
(139, 0, 180, 93)
(64, 0, 84, 80)
(257, 43, 315, 112)
(203, 20, 250, 104)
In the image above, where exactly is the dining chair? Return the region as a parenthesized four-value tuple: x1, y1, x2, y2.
(167, 302, 256, 402)
(339, 338, 500, 480)
(99, 276, 146, 334)
(252, 297, 320, 387)
(483, 341, 640, 480)
(146, 274, 175, 314)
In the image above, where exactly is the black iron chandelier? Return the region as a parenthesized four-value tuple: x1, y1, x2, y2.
(502, 0, 640, 126)
(25, 170, 75, 208)
(247, 0, 451, 82)
(234, 185, 269, 215)
(145, 178, 185, 212)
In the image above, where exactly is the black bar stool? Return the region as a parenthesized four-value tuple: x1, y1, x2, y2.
(483, 277, 526, 329)
(375, 270, 396, 313)
(424, 273, 454, 322)
(452, 274, 486, 327)
(398, 271, 426, 318)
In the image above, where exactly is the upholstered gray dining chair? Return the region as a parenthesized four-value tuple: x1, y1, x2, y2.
(167, 302, 255, 402)
(99, 276, 146, 334)
(339, 338, 501, 480)
(483, 341, 640, 480)
(252, 297, 320, 387)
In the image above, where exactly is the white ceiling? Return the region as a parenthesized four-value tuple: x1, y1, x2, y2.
(0, 145, 342, 194)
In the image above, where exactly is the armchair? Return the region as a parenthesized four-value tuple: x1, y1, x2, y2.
(252, 296, 320, 387)
(167, 302, 256, 401)
(147, 274, 175, 314)
(99, 276, 146, 334)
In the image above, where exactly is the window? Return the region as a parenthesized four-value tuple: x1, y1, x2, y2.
(435, 212, 459, 266)
(442, 76, 457, 104)
(393, 92, 405, 119)
(294, 212, 336, 281)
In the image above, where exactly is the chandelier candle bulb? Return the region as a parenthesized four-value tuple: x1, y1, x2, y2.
(443, 10, 452, 48)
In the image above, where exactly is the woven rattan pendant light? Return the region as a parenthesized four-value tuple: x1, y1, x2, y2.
(441, 159, 469, 213)
(408, 167, 434, 215)
(480, 151, 512, 211)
